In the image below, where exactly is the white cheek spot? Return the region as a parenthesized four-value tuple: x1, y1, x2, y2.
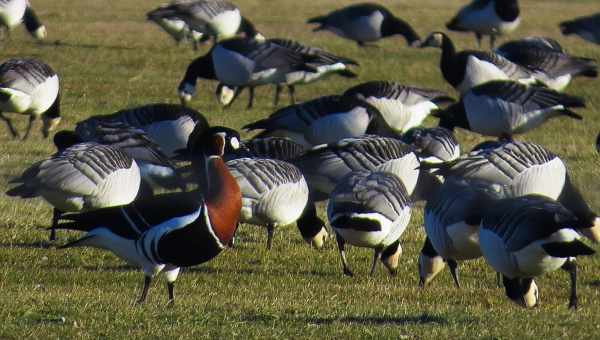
(230, 137, 240, 150)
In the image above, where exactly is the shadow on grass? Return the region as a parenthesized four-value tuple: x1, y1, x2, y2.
(306, 314, 448, 326)
(28, 40, 138, 51)
(0, 242, 52, 249)
(588, 280, 600, 287)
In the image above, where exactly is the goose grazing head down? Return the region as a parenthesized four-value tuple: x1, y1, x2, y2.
(178, 53, 216, 106)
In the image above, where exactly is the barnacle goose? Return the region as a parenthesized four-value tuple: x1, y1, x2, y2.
(418, 178, 502, 287)
(479, 195, 595, 309)
(178, 38, 322, 109)
(242, 95, 385, 147)
(0, 0, 45, 40)
(76, 103, 208, 158)
(423, 141, 600, 243)
(147, 6, 207, 49)
(0, 58, 60, 139)
(146, 0, 261, 45)
(239, 137, 306, 162)
(343, 81, 454, 134)
(446, 0, 520, 48)
(6, 143, 141, 241)
(328, 171, 411, 276)
(434, 80, 585, 140)
(401, 127, 460, 163)
(495, 37, 597, 91)
(54, 127, 242, 304)
(420, 32, 537, 94)
(560, 13, 600, 45)
(216, 38, 359, 107)
(307, 3, 421, 47)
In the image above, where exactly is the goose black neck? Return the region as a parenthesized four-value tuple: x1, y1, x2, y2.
(382, 16, 420, 44)
(558, 174, 596, 228)
(184, 54, 216, 84)
(296, 201, 326, 240)
(238, 17, 258, 38)
(23, 7, 43, 34)
(437, 103, 469, 131)
(439, 34, 460, 87)
(495, 0, 519, 21)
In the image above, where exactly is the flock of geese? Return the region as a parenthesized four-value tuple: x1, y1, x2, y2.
(2, 0, 600, 310)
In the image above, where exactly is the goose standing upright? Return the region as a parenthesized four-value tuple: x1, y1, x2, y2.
(0, 58, 61, 139)
(479, 195, 595, 309)
(54, 127, 242, 304)
(307, 3, 421, 47)
(560, 13, 600, 45)
(328, 171, 412, 276)
(446, 0, 520, 48)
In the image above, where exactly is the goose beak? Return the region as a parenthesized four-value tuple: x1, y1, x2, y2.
(307, 227, 329, 249)
(34, 26, 47, 40)
(580, 217, 600, 243)
(418, 253, 445, 287)
(521, 280, 539, 308)
(382, 244, 402, 276)
(179, 91, 192, 107)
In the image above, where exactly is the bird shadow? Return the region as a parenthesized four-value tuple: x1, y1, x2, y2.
(32, 40, 137, 51)
(0, 242, 52, 249)
(306, 314, 448, 326)
(588, 280, 600, 287)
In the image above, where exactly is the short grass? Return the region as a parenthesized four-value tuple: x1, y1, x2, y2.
(1, 0, 600, 338)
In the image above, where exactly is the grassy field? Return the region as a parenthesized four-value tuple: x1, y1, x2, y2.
(1, 0, 600, 338)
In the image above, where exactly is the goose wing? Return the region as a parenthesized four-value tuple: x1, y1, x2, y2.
(0, 58, 55, 94)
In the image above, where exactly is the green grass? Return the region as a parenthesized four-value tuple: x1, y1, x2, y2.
(1, 0, 600, 338)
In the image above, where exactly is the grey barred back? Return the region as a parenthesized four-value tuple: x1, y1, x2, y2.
(0, 58, 55, 94)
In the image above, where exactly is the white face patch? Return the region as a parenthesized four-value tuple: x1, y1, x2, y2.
(230, 137, 240, 150)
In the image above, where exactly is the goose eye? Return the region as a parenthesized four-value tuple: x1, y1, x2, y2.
(230, 137, 240, 150)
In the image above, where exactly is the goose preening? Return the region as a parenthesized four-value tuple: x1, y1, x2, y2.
(0, 58, 61, 139)
(434, 80, 585, 139)
(0, 0, 46, 40)
(307, 3, 420, 47)
(420, 32, 537, 94)
(479, 195, 595, 309)
(343, 81, 454, 134)
(76, 103, 208, 158)
(6, 143, 141, 241)
(146, 0, 260, 47)
(446, 0, 520, 48)
(54, 127, 242, 304)
(217, 38, 359, 107)
(423, 141, 600, 243)
(419, 178, 502, 287)
(401, 127, 460, 163)
(243, 95, 384, 147)
(495, 37, 597, 91)
(560, 13, 600, 45)
(178, 38, 322, 109)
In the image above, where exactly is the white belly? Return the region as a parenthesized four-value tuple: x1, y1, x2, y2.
(209, 9, 241, 39)
(0, 0, 26, 28)
(242, 180, 309, 227)
(305, 108, 371, 145)
(459, 56, 509, 93)
(212, 45, 254, 86)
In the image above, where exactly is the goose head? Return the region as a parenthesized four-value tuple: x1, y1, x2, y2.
(381, 241, 402, 276)
(53, 130, 82, 152)
(419, 32, 445, 49)
(418, 237, 446, 287)
(238, 17, 265, 42)
(178, 53, 215, 106)
(504, 277, 539, 308)
(216, 83, 237, 106)
(296, 201, 329, 249)
(187, 126, 242, 159)
(381, 16, 421, 47)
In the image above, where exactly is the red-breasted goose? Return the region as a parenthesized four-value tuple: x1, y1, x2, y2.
(307, 3, 421, 47)
(434, 80, 585, 140)
(55, 127, 242, 304)
(0, 0, 45, 40)
(328, 171, 412, 276)
(479, 195, 595, 309)
(420, 32, 537, 94)
(343, 81, 454, 134)
(560, 13, 600, 45)
(495, 37, 597, 91)
(0, 58, 61, 139)
(6, 143, 141, 240)
(446, 0, 520, 48)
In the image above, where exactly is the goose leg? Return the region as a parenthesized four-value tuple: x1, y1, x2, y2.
(0, 112, 19, 138)
(496, 272, 502, 287)
(336, 233, 353, 276)
(273, 84, 282, 107)
(490, 34, 496, 49)
(22, 115, 36, 140)
(288, 85, 296, 105)
(137, 275, 152, 304)
(247, 86, 255, 109)
(562, 259, 578, 309)
(49, 208, 61, 241)
(475, 33, 482, 48)
(164, 265, 180, 305)
(167, 282, 175, 304)
(369, 249, 382, 276)
(448, 259, 461, 288)
(266, 224, 274, 250)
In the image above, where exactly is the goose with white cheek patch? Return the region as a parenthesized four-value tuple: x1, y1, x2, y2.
(495, 37, 597, 91)
(479, 195, 595, 309)
(77, 103, 208, 159)
(419, 178, 502, 288)
(53, 127, 242, 305)
(422, 141, 600, 244)
(243, 95, 386, 148)
(420, 32, 537, 94)
(446, 0, 520, 48)
(560, 13, 600, 46)
(216, 38, 359, 108)
(328, 171, 412, 276)
(6, 143, 141, 241)
(307, 3, 420, 47)
(434, 80, 585, 140)
(0, 0, 46, 40)
(343, 81, 454, 134)
(146, 0, 261, 45)
(178, 38, 322, 109)
(0, 58, 61, 139)
(401, 127, 460, 164)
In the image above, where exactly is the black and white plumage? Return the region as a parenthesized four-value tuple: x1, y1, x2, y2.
(446, 0, 520, 48)
(243, 95, 383, 147)
(307, 3, 420, 47)
(6, 143, 141, 240)
(0, 0, 46, 40)
(560, 13, 600, 45)
(343, 81, 454, 134)
(401, 127, 460, 163)
(328, 171, 412, 276)
(239, 137, 306, 162)
(0, 58, 61, 139)
(495, 37, 597, 91)
(54, 127, 242, 304)
(146, 0, 260, 45)
(178, 38, 321, 109)
(76, 104, 208, 158)
(294, 136, 419, 201)
(418, 179, 502, 287)
(420, 32, 536, 94)
(435, 80, 585, 139)
(479, 195, 595, 308)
